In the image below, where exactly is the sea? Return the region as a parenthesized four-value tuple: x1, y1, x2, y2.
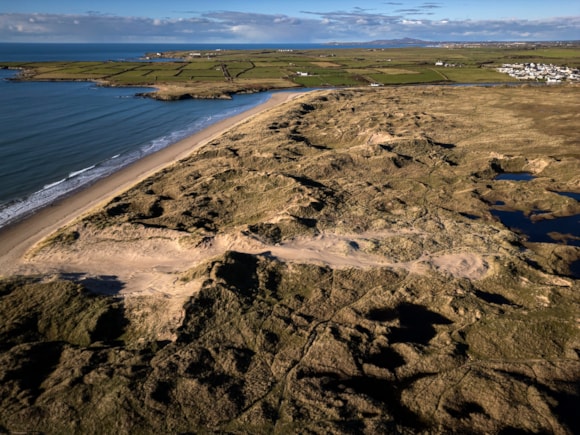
(0, 43, 338, 228)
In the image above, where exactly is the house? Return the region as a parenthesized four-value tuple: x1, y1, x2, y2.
(497, 62, 578, 82)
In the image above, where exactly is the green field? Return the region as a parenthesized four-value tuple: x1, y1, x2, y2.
(2, 45, 579, 98)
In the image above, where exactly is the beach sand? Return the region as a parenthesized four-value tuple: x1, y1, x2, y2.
(0, 91, 306, 274)
(0, 86, 578, 433)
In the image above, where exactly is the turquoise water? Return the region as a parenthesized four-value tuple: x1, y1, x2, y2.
(0, 68, 274, 227)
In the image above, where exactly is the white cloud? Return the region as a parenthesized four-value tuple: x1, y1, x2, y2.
(0, 11, 578, 42)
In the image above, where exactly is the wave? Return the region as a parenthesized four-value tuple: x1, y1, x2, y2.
(69, 165, 96, 178)
(42, 178, 66, 190)
(0, 92, 272, 229)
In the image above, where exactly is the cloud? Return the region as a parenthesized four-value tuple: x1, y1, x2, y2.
(300, 9, 401, 26)
(421, 3, 443, 9)
(396, 9, 422, 14)
(0, 11, 578, 43)
(395, 9, 436, 16)
(0, 13, 220, 42)
(395, 3, 440, 16)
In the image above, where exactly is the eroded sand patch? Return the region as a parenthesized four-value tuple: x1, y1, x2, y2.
(28, 225, 492, 293)
(428, 253, 490, 280)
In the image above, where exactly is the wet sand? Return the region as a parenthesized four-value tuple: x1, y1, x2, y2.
(0, 91, 306, 273)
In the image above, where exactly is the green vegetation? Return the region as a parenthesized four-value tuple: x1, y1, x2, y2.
(0, 84, 579, 433)
(3, 45, 579, 99)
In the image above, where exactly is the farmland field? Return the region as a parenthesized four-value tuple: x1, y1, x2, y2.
(2, 45, 579, 99)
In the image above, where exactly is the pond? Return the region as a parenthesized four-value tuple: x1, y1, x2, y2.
(494, 172, 535, 181)
(570, 260, 580, 278)
(555, 191, 580, 202)
(490, 209, 580, 247)
(491, 175, 580, 277)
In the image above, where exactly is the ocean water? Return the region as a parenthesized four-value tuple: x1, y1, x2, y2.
(0, 41, 414, 228)
(0, 66, 274, 228)
(0, 41, 425, 63)
(0, 43, 334, 62)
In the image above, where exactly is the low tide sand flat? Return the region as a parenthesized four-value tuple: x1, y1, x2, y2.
(0, 85, 579, 434)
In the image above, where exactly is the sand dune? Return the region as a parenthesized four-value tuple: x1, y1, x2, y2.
(0, 86, 578, 434)
(0, 91, 305, 275)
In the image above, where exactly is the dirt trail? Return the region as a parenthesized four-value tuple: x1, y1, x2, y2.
(24, 227, 490, 295)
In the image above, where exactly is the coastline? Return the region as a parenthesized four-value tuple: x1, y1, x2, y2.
(0, 82, 578, 434)
(0, 90, 306, 274)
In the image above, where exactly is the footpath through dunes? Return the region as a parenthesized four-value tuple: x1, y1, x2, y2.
(1, 86, 580, 434)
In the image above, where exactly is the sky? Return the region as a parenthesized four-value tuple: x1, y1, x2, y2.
(1, 0, 579, 43)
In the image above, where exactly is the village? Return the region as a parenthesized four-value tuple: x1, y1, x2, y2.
(496, 62, 580, 83)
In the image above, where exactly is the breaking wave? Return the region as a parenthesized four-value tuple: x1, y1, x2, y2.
(0, 92, 272, 228)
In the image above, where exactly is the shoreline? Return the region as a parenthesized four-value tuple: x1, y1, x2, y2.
(0, 90, 307, 274)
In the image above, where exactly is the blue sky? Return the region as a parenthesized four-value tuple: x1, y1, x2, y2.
(1, 1, 579, 42)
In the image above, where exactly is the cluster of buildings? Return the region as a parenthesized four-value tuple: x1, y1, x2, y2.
(435, 61, 463, 68)
(496, 63, 580, 83)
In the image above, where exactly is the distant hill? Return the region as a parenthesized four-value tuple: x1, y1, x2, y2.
(326, 38, 580, 48)
(326, 37, 432, 46)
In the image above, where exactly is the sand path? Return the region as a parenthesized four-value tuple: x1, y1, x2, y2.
(9, 224, 490, 341)
(22, 227, 490, 295)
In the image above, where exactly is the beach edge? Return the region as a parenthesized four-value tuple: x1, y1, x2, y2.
(0, 91, 307, 273)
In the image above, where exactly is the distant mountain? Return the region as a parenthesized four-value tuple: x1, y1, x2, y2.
(326, 39, 580, 48)
(326, 38, 432, 46)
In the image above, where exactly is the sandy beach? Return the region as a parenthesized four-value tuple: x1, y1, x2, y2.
(0, 84, 578, 434)
(0, 91, 305, 274)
